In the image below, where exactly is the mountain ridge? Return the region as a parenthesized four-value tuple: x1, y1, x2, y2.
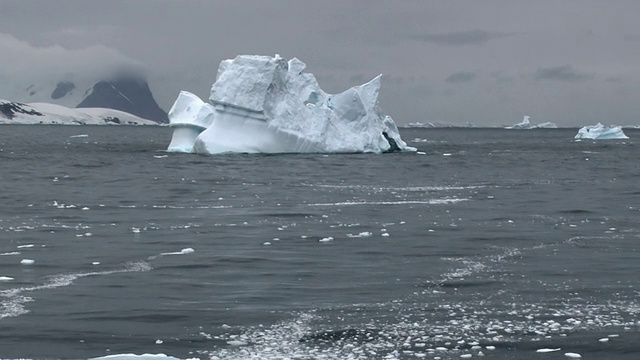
(1, 72, 168, 123)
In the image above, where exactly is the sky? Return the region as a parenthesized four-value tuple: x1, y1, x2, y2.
(1, 0, 639, 127)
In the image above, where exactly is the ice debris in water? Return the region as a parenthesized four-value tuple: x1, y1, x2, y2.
(160, 248, 195, 256)
(20, 259, 35, 265)
(0, 276, 14, 281)
(574, 123, 628, 140)
(564, 353, 582, 359)
(166, 54, 416, 154)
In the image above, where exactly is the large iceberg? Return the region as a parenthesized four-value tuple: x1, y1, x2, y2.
(574, 123, 628, 140)
(167, 55, 415, 154)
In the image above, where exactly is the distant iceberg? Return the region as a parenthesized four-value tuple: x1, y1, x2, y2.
(167, 55, 415, 154)
(574, 123, 628, 140)
(505, 116, 557, 129)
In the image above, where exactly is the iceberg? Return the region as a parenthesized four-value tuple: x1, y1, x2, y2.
(167, 55, 415, 154)
(505, 115, 558, 129)
(574, 123, 629, 140)
(505, 115, 533, 129)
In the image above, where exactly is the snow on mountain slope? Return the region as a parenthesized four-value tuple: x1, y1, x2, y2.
(0, 99, 158, 125)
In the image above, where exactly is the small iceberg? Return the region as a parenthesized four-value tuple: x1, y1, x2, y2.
(574, 123, 628, 140)
(505, 116, 557, 129)
(506, 115, 534, 129)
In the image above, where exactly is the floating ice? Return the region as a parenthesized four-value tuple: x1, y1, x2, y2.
(574, 123, 628, 140)
(0, 276, 13, 281)
(167, 55, 415, 154)
(506, 116, 533, 129)
(505, 115, 558, 129)
(20, 259, 35, 265)
(537, 348, 561, 353)
(160, 248, 195, 256)
(564, 353, 582, 359)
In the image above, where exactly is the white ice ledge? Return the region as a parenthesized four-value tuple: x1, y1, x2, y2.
(167, 55, 416, 154)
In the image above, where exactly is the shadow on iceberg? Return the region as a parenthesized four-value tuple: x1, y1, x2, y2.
(167, 55, 416, 154)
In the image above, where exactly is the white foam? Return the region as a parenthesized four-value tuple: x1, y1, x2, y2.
(0, 261, 151, 320)
(309, 198, 468, 207)
(89, 354, 183, 360)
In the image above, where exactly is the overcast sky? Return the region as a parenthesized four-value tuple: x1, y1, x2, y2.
(1, 0, 639, 126)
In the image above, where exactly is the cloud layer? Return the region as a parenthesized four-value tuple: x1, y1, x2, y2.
(1, 1, 639, 126)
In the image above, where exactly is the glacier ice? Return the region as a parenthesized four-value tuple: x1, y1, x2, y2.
(574, 123, 628, 140)
(167, 55, 415, 154)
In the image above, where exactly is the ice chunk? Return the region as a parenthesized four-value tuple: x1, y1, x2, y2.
(166, 91, 215, 152)
(564, 353, 582, 359)
(167, 55, 416, 154)
(574, 123, 628, 140)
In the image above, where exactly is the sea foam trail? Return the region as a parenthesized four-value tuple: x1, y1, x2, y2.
(0, 261, 151, 320)
(197, 239, 639, 360)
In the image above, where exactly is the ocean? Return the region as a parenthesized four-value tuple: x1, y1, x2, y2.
(0, 125, 638, 360)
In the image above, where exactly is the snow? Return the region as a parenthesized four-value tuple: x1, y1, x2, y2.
(167, 55, 416, 154)
(505, 115, 557, 129)
(0, 99, 158, 125)
(574, 123, 629, 140)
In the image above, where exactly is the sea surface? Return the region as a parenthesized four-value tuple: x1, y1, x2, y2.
(0, 125, 638, 360)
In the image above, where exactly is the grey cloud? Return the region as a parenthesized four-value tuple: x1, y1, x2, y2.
(623, 34, 640, 42)
(446, 71, 478, 83)
(533, 65, 593, 82)
(409, 30, 511, 46)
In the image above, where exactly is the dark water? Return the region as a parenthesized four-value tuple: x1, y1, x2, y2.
(0, 125, 639, 360)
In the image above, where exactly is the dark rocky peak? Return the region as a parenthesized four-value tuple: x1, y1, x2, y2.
(77, 74, 168, 123)
(51, 81, 76, 100)
(0, 101, 43, 119)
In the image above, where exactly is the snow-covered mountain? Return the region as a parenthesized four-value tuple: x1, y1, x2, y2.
(2, 72, 168, 123)
(0, 100, 158, 125)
